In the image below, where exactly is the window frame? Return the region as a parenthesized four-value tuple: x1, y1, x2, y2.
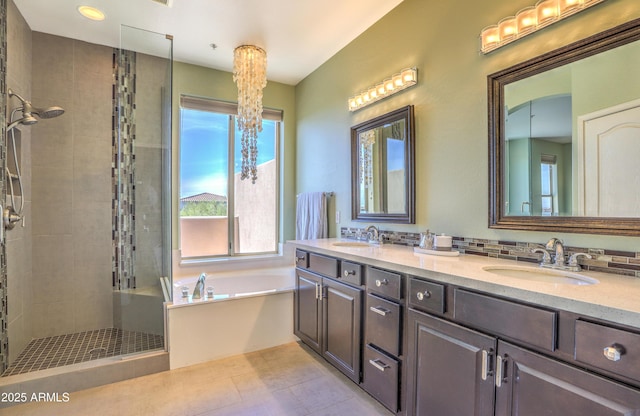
(179, 94, 282, 260)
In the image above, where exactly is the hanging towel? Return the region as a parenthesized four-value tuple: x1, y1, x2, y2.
(296, 192, 328, 240)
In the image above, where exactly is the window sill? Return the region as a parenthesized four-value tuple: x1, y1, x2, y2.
(174, 244, 293, 275)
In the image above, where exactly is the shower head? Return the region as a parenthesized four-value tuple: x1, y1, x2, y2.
(7, 88, 65, 123)
(33, 106, 65, 119)
(21, 100, 65, 120)
(6, 111, 38, 131)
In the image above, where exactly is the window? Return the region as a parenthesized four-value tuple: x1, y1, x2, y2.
(540, 154, 558, 216)
(179, 95, 281, 258)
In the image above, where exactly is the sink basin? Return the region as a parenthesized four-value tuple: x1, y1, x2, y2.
(332, 241, 372, 248)
(482, 265, 599, 286)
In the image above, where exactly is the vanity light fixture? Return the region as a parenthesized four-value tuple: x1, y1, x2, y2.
(77, 5, 105, 21)
(480, 0, 606, 54)
(348, 67, 417, 112)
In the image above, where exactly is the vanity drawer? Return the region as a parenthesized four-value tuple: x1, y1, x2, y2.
(575, 320, 640, 384)
(454, 289, 557, 352)
(362, 344, 399, 413)
(308, 253, 338, 278)
(339, 261, 363, 286)
(366, 267, 402, 300)
(408, 277, 445, 315)
(295, 249, 308, 268)
(366, 294, 401, 356)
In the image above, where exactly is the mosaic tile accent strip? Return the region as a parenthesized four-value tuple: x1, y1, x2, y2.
(0, 0, 8, 375)
(112, 48, 137, 290)
(340, 227, 640, 278)
(1, 328, 164, 377)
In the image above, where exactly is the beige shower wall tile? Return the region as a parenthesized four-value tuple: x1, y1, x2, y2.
(74, 40, 113, 78)
(30, 114, 74, 168)
(71, 200, 112, 238)
(32, 32, 74, 101)
(73, 263, 113, 300)
(30, 300, 76, 338)
(31, 235, 74, 305)
(72, 72, 112, 136)
(73, 294, 113, 332)
(31, 165, 73, 203)
(72, 232, 111, 275)
(31, 200, 73, 235)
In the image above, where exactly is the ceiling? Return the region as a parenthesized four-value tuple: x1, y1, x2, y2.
(13, 0, 404, 86)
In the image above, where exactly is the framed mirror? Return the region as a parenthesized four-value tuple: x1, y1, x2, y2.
(489, 18, 640, 236)
(351, 105, 415, 223)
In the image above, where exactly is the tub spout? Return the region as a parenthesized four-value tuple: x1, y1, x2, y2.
(192, 273, 207, 299)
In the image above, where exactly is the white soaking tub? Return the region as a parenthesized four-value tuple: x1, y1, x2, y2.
(165, 267, 296, 369)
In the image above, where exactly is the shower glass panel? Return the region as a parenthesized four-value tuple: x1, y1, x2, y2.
(113, 25, 172, 343)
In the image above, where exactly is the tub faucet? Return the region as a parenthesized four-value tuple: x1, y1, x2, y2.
(545, 238, 566, 268)
(192, 273, 207, 299)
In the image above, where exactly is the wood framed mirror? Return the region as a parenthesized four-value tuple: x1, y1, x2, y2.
(351, 105, 415, 223)
(489, 18, 640, 236)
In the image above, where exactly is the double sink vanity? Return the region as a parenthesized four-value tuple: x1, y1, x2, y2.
(290, 238, 640, 415)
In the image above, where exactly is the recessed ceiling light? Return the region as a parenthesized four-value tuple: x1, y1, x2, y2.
(77, 6, 105, 21)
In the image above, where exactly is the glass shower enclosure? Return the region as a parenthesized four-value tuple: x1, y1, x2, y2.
(0, 23, 172, 379)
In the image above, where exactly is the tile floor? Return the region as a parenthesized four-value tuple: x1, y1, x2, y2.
(3, 342, 393, 415)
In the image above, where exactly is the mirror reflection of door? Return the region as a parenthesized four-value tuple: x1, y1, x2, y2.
(577, 99, 640, 217)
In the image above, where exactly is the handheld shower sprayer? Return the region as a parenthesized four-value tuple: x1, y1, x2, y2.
(7, 88, 65, 131)
(2, 89, 66, 236)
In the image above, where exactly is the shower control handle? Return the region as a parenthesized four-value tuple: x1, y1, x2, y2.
(3, 206, 21, 231)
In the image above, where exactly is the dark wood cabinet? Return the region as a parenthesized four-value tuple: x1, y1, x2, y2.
(406, 299, 640, 416)
(293, 247, 640, 416)
(294, 269, 322, 353)
(294, 253, 363, 384)
(405, 309, 496, 416)
(323, 277, 362, 383)
(495, 340, 640, 415)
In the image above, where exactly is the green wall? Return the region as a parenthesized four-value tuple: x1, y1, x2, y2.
(171, 62, 296, 249)
(295, 0, 640, 250)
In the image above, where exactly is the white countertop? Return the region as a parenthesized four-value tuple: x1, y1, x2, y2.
(288, 239, 640, 328)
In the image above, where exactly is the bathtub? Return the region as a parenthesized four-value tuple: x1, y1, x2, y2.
(165, 266, 297, 369)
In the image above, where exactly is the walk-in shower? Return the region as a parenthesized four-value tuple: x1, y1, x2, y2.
(0, 10, 173, 393)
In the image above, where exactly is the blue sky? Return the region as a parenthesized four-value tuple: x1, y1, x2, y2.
(180, 109, 276, 198)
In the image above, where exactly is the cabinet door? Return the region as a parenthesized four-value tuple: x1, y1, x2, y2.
(496, 340, 640, 415)
(405, 309, 496, 416)
(323, 277, 362, 383)
(294, 270, 323, 353)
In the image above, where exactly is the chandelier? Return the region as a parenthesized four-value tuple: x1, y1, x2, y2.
(233, 45, 267, 183)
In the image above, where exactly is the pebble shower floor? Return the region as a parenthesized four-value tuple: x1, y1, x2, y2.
(1, 328, 164, 377)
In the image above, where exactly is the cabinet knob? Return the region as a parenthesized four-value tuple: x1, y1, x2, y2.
(375, 278, 388, 287)
(344, 269, 356, 277)
(603, 344, 625, 362)
(416, 290, 431, 301)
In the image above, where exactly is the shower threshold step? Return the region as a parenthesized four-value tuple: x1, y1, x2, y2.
(2, 327, 164, 377)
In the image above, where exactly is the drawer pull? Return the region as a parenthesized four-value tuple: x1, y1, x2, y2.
(416, 290, 431, 301)
(495, 355, 506, 388)
(603, 344, 625, 362)
(481, 349, 494, 381)
(375, 278, 389, 287)
(343, 269, 356, 277)
(369, 359, 390, 372)
(370, 306, 390, 316)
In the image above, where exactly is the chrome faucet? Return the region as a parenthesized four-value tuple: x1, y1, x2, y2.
(365, 225, 379, 243)
(545, 238, 566, 267)
(192, 273, 207, 299)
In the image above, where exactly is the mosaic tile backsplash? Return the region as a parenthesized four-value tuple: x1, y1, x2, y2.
(340, 227, 640, 278)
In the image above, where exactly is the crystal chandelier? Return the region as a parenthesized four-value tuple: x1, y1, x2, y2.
(233, 45, 267, 183)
